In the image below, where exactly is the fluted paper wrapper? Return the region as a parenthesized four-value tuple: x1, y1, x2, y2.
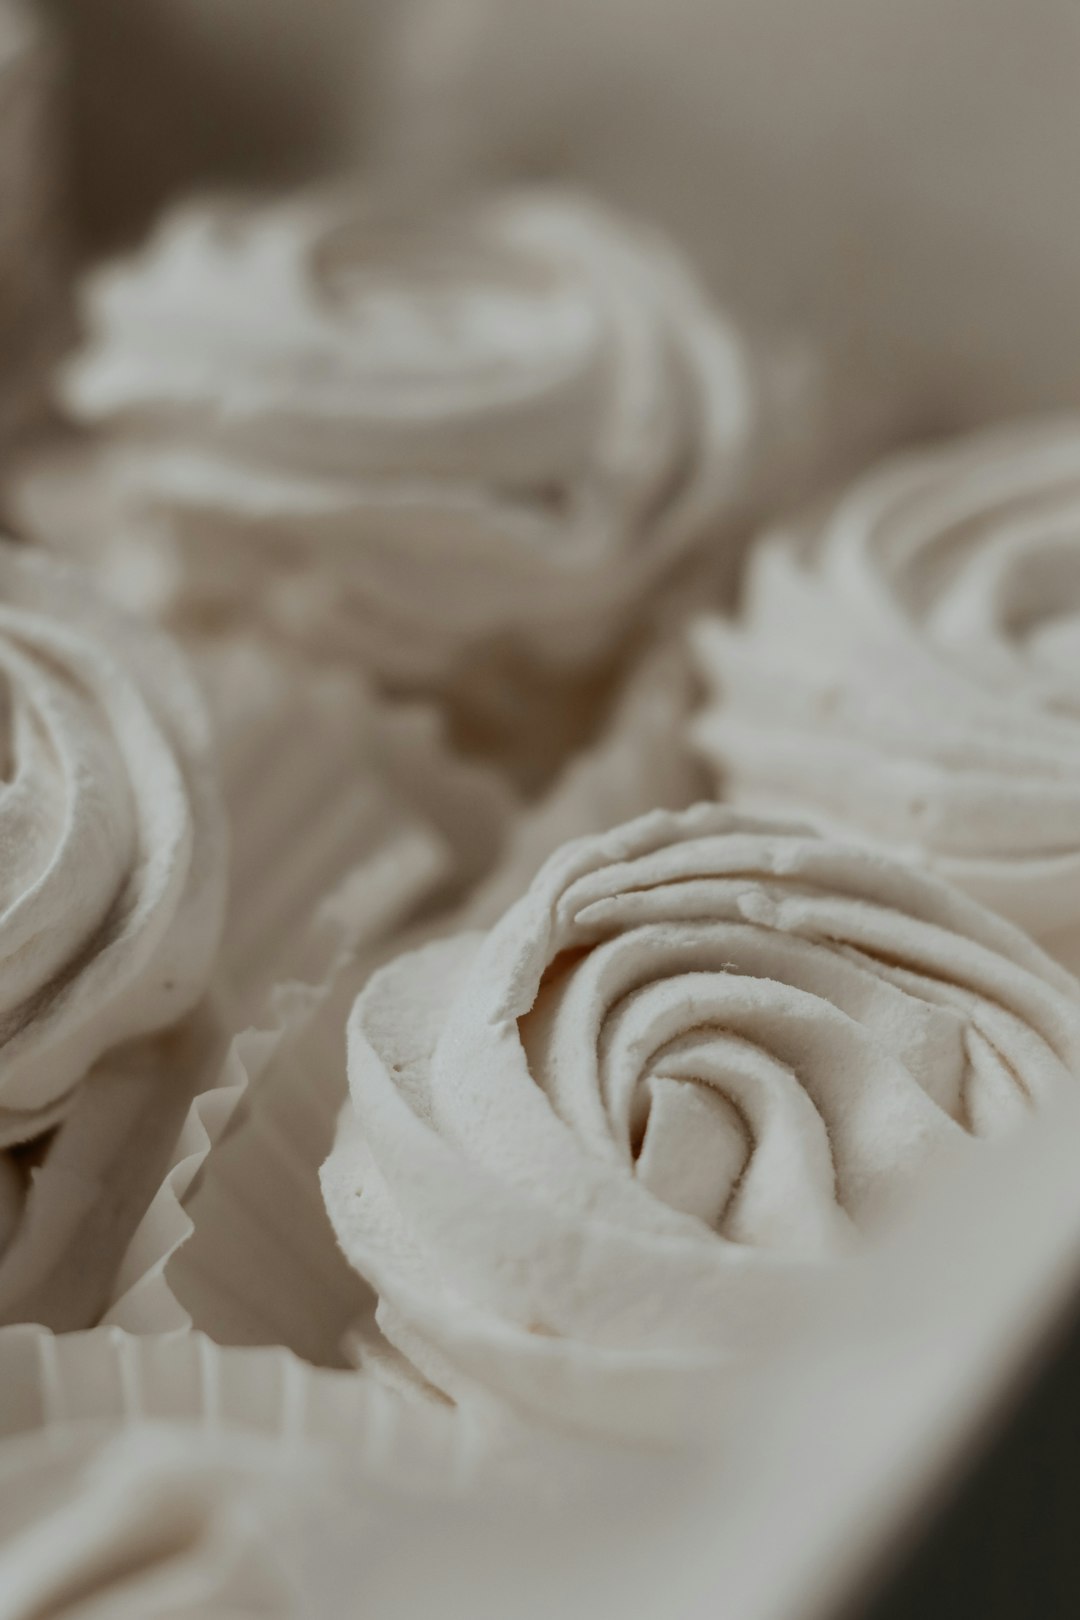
(0, 1324, 482, 1619)
(99, 638, 510, 1357)
(0, 1324, 470, 1482)
(102, 642, 701, 1362)
(105, 966, 375, 1364)
(0, 632, 492, 1336)
(0, 1332, 621, 1620)
(0, 1020, 220, 1335)
(196, 637, 501, 1023)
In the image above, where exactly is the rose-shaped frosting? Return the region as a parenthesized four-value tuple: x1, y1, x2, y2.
(0, 543, 225, 1159)
(322, 804, 1080, 1439)
(692, 419, 1080, 959)
(22, 187, 752, 697)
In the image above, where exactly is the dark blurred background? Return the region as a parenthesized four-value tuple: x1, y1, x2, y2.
(45, 0, 1080, 440)
(858, 1293, 1080, 1620)
(38, 0, 385, 249)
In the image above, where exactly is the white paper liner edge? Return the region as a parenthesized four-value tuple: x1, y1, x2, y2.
(102, 862, 436, 1337)
(0, 1322, 476, 1491)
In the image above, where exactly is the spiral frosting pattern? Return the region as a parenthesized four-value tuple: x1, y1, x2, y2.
(41, 187, 752, 691)
(693, 419, 1080, 953)
(322, 804, 1080, 1437)
(0, 544, 225, 1148)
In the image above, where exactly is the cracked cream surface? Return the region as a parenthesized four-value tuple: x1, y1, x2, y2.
(40, 188, 753, 688)
(693, 419, 1080, 956)
(322, 804, 1080, 1438)
(0, 544, 225, 1160)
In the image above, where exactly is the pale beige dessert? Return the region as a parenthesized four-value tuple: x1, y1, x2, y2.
(0, 542, 225, 1325)
(322, 803, 1080, 1440)
(0, 1321, 471, 1619)
(12, 185, 757, 786)
(693, 418, 1080, 969)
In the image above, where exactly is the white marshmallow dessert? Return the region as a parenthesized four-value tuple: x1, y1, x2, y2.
(0, 544, 225, 1311)
(322, 804, 1080, 1441)
(13, 187, 755, 782)
(692, 419, 1080, 968)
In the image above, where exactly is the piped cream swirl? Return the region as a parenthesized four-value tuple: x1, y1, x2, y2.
(322, 804, 1080, 1439)
(693, 419, 1080, 956)
(0, 543, 225, 1149)
(33, 188, 752, 692)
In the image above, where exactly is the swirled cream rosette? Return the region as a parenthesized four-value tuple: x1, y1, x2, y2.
(0, 543, 225, 1326)
(692, 418, 1080, 966)
(322, 804, 1080, 1440)
(11, 185, 754, 782)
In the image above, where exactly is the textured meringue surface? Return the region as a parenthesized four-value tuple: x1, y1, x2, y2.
(693, 418, 1080, 957)
(322, 804, 1080, 1438)
(38, 187, 752, 696)
(0, 544, 225, 1148)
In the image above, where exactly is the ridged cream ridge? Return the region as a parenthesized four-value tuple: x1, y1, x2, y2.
(17, 188, 753, 709)
(323, 803, 1080, 1439)
(693, 418, 1080, 961)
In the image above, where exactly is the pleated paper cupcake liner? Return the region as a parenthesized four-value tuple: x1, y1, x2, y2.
(101, 852, 447, 1357)
(106, 964, 374, 1367)
(0, 1016, 220, 1336)
(0, 1323, 474, 1489)
(95, 638, 511, 1360)
(0, 636, 489, 1339)
(99, 637, 703, 1365)
(193, 636, 511, 1024)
